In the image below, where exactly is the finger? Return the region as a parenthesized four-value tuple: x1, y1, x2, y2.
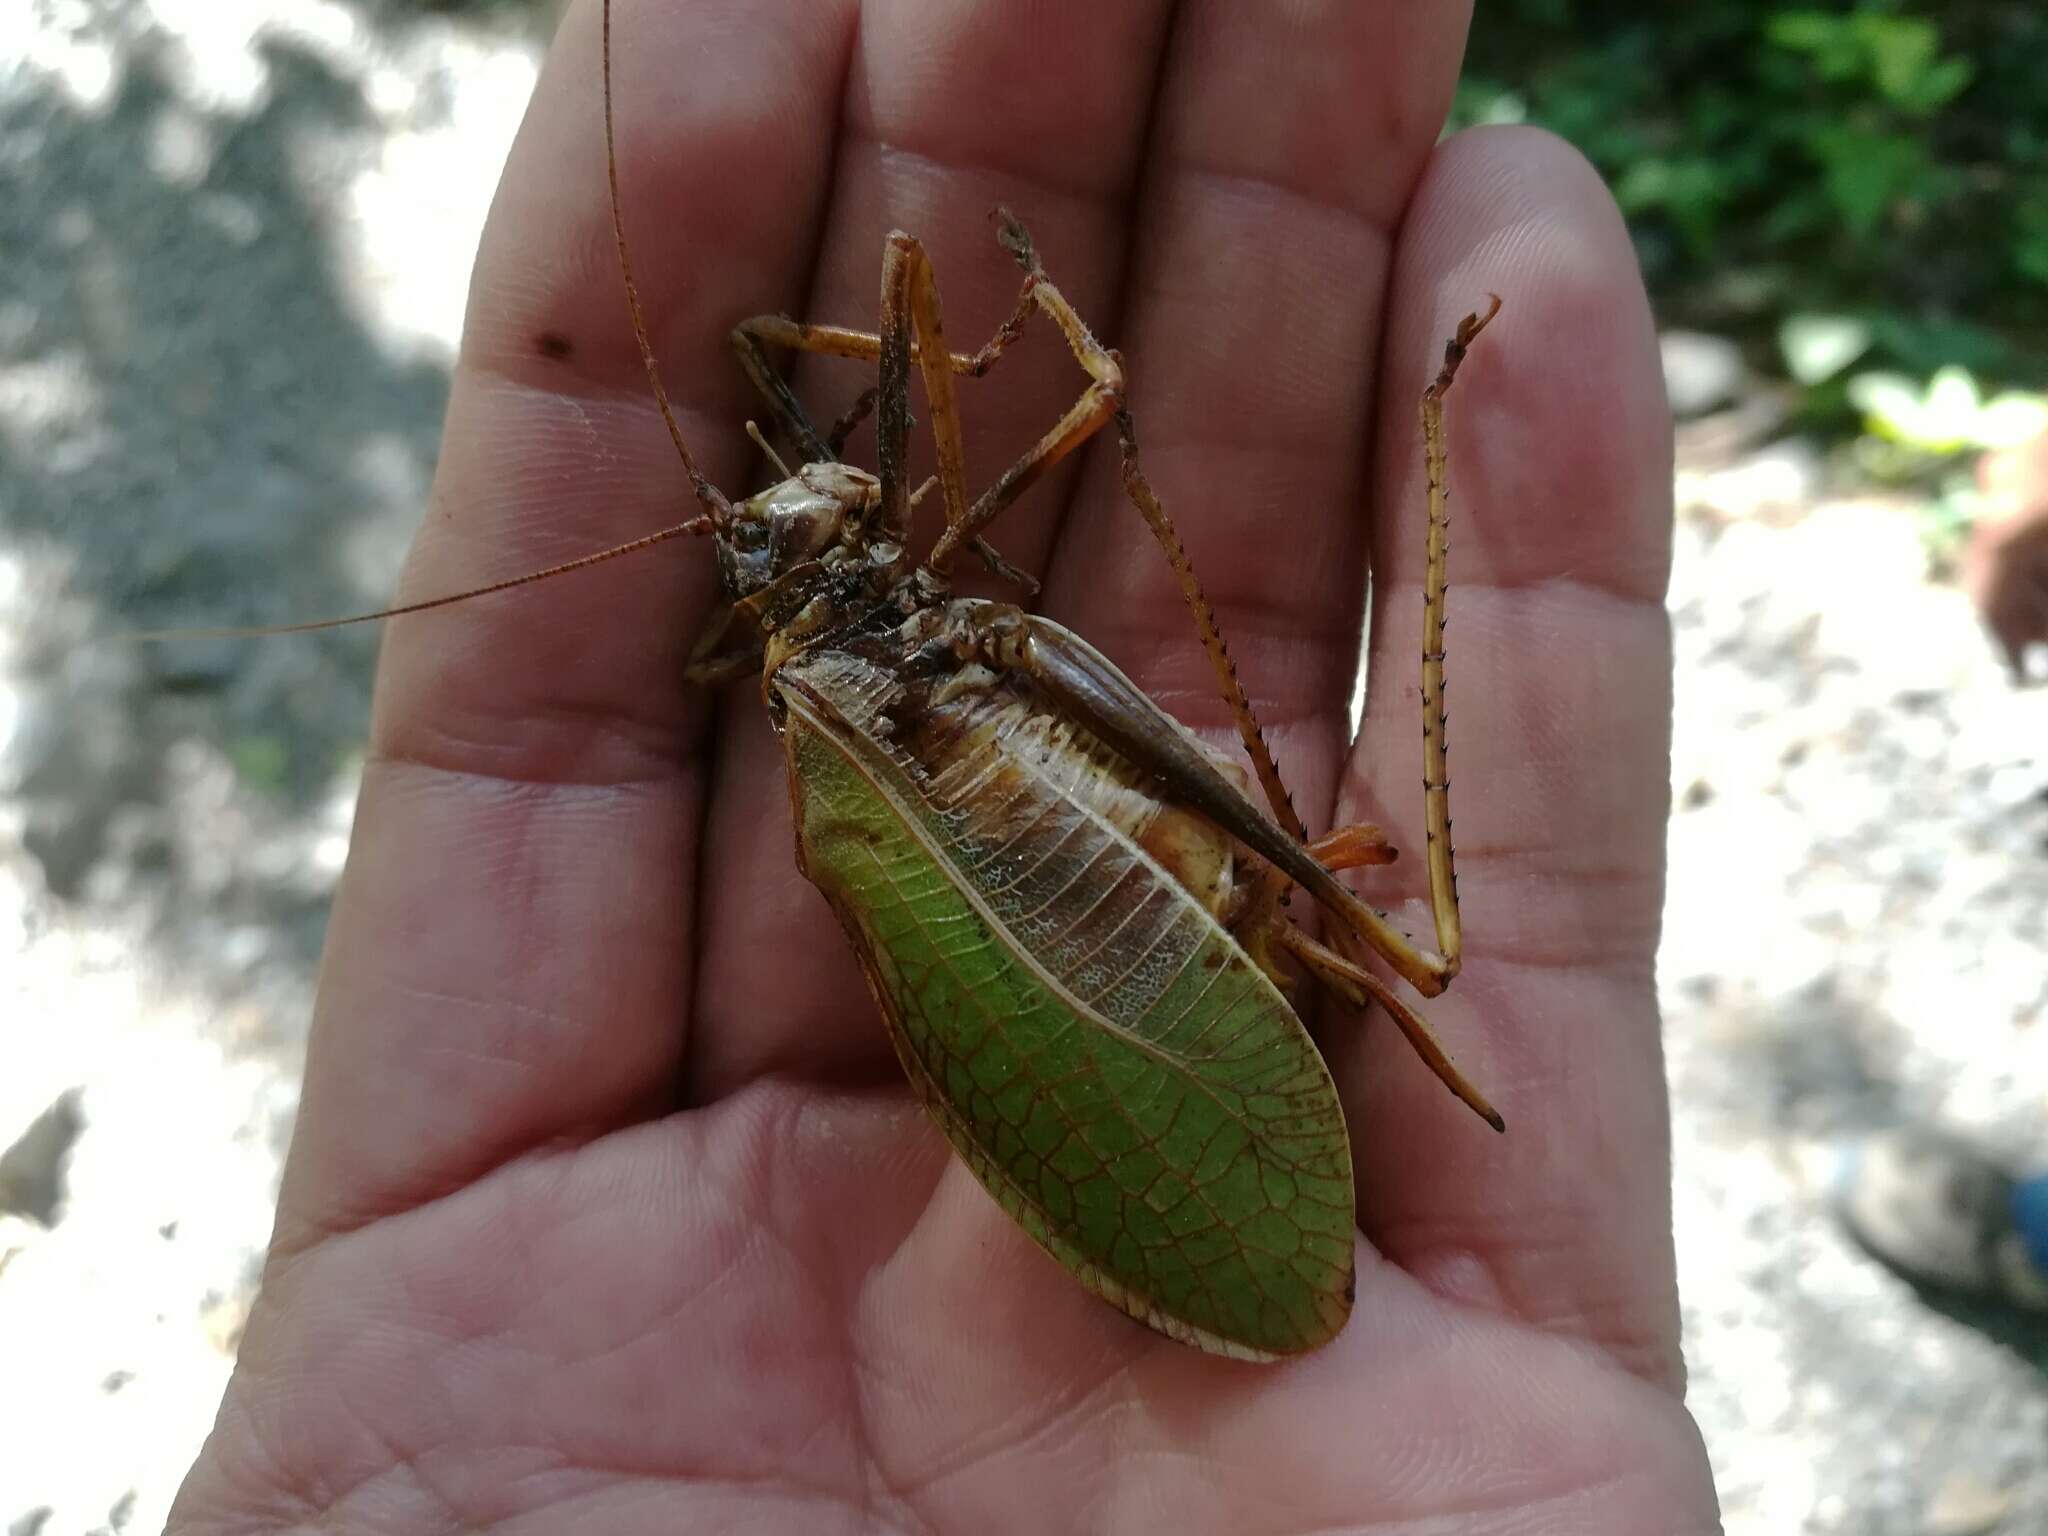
(1327, 127, 1680, 1385)
(275, 0, 856, 1253)
(688, 0, 1176, 1100)
(1037, 0, 1475, 835)
(1985, 560, 2048, 676)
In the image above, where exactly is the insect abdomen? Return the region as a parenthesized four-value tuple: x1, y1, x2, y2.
(778, 665, 1355, 1359)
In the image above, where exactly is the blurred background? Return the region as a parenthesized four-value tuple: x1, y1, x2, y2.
(3, 1, 2045, 1530)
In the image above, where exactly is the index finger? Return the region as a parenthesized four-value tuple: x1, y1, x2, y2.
(273, 0, 856, 1254)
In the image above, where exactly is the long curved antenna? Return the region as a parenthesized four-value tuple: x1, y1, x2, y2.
(603, 0, 730, 526)
(116, 519, 714, 641)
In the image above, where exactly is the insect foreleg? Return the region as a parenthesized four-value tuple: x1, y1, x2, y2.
(730, 291, 1032, 377)
(826, 387, 879, 457)
(729, 265, 1037, 476)
(922, 217, 1125, 575)
(731, 253, 1041, 592)
(730, 322, 832, 464)
(923, 379, 1120, 574)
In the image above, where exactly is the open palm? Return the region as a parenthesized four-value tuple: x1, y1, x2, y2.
(172, 1, 1718, 1529)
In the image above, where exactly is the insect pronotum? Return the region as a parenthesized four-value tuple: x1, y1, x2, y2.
(153, 0, 1506, 1361)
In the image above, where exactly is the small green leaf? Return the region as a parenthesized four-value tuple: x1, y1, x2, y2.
(1808, 124, 1926, 236)
(1861, 17, 1972, 114)
(229, 734, 291, 794)
(1848, 368, 2048, 454)
(1767, 12, 1847, 62)
(2016, 197, 2048, 286)
(1848, 371, 1929, 440)
(1864, 17, 1939, 104)
(1904, 55, 1973, 114)
(1780, 314, 1872, 385)
(1978, 392, 2048, 450)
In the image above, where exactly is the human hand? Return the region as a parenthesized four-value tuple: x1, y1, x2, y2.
(171, 1, 1717, 1529)
(1968, 430, 2048, 682)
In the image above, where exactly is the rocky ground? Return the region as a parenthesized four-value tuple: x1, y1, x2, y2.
(4, 3, 2046, 1532)
(1662, 418, 2048, 1535)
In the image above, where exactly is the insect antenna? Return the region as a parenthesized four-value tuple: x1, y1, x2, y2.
(115, 522, 714, 642)
(602, 0, 731, 527)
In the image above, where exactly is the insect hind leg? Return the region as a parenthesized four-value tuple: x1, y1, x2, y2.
(1274, 924, 1503, 1132)
(1245, 302, 1500, 1006)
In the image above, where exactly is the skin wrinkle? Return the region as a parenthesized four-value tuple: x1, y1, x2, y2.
(444, 354, 733, 487)
(277, 1113, 863, 1525)
(224, 1313, 464, 1530)
(899, 1348, 1135, 1500)
(364, 730, 687, 793)
(1138, 161, 1397, 273)
(848, 1353, 943, 1536)
(371, 676, 703, 789)
(843, 130, 1139, 212)
(1475, 928, 1663, 981)
(1089, 1355, 1616, 1533)
(760, 1123, 944, 1535)
(491, 1481, 884, 1536)
(315, 1451, 461, 1535)
(424, 367, 689, 502)
(861, 1173, 1180, 1507)
(276, 784, 689, 1251)
(1095, 402, 1387, 482)
(839, 2, 1172, 187)
(1368, 1030, 1681, 1388)
(267, 1142, 543, 1298)
(393, 461, 713, 623)
(183, 1352, 343, 1533)
(1087, 434, 1375, 563)
(1148, 4, 1473, 234)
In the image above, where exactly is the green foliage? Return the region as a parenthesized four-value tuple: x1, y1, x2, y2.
(1454, 2, 2048, 397)
(227, 734, 291, 796)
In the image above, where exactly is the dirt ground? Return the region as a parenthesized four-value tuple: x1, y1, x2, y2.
(4, 3, 2046, 1532)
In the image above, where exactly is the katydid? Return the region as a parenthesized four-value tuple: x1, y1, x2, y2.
(152, 0, 1506, 1361)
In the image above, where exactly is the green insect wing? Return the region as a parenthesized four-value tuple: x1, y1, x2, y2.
(776, 647, 1356, 1359)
